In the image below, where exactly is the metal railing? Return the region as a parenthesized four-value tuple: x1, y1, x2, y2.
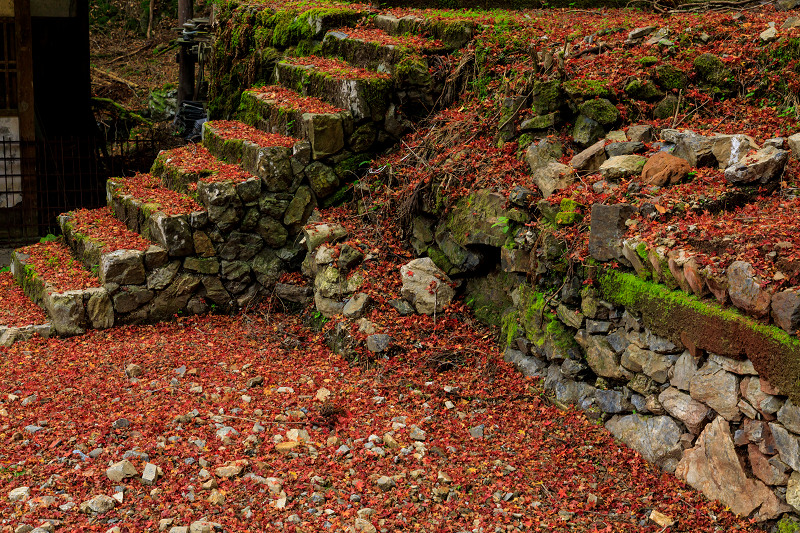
(0, 133, 159, 246)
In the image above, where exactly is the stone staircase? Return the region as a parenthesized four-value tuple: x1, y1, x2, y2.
(2, 11, 476, 341)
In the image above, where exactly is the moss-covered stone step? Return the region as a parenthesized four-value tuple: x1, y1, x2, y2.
(275, 58, 392, 122)
(246, 5, 365, 50)
(150, 145, 255, 194)
(237, 85, 356, 160)
(319, 27, 446, 80)
(201, 119, 313, 189)
(58, 207, 174, 281)
(10, 240, 112, 336)
(371, 13, 475, 49)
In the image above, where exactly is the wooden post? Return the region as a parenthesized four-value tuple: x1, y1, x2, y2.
(177, 0, 194, 105)
(14, 0, 36, 240)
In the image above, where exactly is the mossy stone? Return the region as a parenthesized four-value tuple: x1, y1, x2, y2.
(520, 112, 559, 132)
(653, 94, 679, 120)
(531, 80, 562, 116)
(573, 115, 606, 148)
(693, 53, 735, 93)
(624, 79, 665, 102)
(578, 99, 620, 126)
(654, 64, 689, 91)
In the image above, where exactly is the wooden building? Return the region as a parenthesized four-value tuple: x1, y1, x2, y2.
(0, 0, 93, 244)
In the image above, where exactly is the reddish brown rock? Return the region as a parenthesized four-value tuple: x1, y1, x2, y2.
(675, 417, 787, 520)
(728, 261, 771, 318)
(772, 290, 800, 333)
(641, 151, 692, 186)
(748, 444, 790, 485)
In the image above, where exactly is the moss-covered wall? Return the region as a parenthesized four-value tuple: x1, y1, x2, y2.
(599, 269, 800, 404)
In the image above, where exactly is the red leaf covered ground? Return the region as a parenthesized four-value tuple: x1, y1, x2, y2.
(0, 272, 47, 327)
(15, 241, 100, 293)
(0, 310, 762, 531)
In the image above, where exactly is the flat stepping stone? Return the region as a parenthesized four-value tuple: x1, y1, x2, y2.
(275, 57, 392, 122)
(237, 85, 357, 159)
(151, 145, 255, 193)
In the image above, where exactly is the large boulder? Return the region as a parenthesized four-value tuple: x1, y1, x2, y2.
(400, 258, 455, 315)
(605, 414, 683, 472)
(641, 152, 691, 186)
(711, 134, 758, 168)
(676, 418, 788, 520)
(724, 146, 789, 185)
(599, 155, 647, 181)
(578, 99, 620, 127)
(693, 53, 735, 94)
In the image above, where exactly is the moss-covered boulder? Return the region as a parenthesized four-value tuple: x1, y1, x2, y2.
(693, 53, 736, 94)
(531, 80, 562, 116)
(653, 94, 679, 120)
(445, 189, 528, 248)
(624, 78, 665, 102)
(654, 64, 689, 91)
(578, 98, 620, 126)
(573, 115, 606, 147)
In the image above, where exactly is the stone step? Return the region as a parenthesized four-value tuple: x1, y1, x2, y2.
(58, 206, 168, 282)
(105, 173, 212, 256)
(319, 27, 448, 78)
(236, 85, 355, 160)
(202, 118, 362, 202)
(10, 238, 110, 336)
(150, 144, 255, 194)
(371, 13, 475, 49)
(260, 6, 365, 49)
(201, 119, 308, 188)
(274, 57, 393, 123)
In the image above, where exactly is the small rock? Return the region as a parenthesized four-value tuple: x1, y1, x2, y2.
(246, 376, 264, 388)
(409, 426, 426, 441)
(366, 334, 393, 353)
(315, 387, 331, 402)
(649, 510, 675, 527)
(106, 460, 138, 483)
(125, 364, 143, 378)
(376, 476, 396, 492)
(215, 460, 247, 478)
(8, 486, 31, 502)
(469, 425, 485, 439)
(142, 463, 161, 485)
(80, 494, 116, 515)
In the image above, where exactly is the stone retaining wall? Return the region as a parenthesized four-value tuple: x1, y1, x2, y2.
(502, 277, 800, 522)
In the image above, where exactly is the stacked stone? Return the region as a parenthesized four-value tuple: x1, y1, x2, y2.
(504, 285, 800, 523)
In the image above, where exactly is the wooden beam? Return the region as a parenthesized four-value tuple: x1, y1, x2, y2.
(14, 0, 36, 239)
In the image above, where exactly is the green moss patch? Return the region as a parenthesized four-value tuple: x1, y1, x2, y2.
(599, 269, 800, 403)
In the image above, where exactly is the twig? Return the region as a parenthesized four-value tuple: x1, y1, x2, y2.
(108, 40, 153, 63)
(90, 67, 142, 92)
(670, 89, 683, 129)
